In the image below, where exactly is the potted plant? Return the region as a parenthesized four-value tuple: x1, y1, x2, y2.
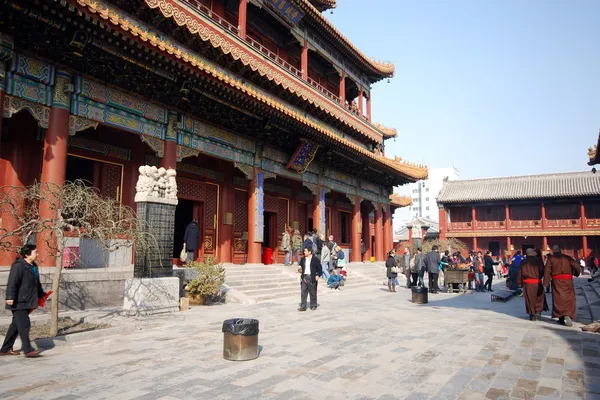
(184, 257, 225, 305)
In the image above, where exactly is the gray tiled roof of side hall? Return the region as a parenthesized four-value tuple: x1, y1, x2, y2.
(436, 171, 600, 204)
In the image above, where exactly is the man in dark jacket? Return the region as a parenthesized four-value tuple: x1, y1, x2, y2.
(424, 246, 441, 293)
(1, 245, 45, 358)
(483, 251, 500, 292)
(297, 247, 323, 311)
(183, 219, 200, 262)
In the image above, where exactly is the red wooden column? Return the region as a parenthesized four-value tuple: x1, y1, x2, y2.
(219, 168, 234, 263)
(387, 204, 394, 251)
(0, 62, 4, 147)
(312, 190, 320, 233)
(505, 203, 510, 230)
(0, 128, 31, 266)
(407, 224, 413, 247)
(351, 196, 361, 262)
(362, 203, 371, 261)
(472, 237, 478, 252)
(541, 202, 547, 230)
(439, 208, 447, 240)
(366, 93, 372, 122)
(581, 201, 586, 228)
(238, 0, 247, 39)
(38, 71, 72, 267)
(374, 203, 384, 261)
(339, 72, 346, 105)
(301, 40, 308, 80)
(247, 167, 261, 264)
(583, 236, 589, 259)
(471, 206, 476, 231)
(382, 204, 392, 254)
(543, 236, 548, 253)
(161, 140, 177, 170)
(358, 88, 364, 117)
(506, 236, 512, 255)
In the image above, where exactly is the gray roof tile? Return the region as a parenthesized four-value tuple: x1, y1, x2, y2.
(437, 171, 600, 204)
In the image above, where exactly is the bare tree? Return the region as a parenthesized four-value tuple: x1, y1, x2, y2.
(0, 180, 156, 336)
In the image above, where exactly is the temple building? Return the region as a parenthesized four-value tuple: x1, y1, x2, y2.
(437, 172, 600, 259)
(0, 0, 426, 267)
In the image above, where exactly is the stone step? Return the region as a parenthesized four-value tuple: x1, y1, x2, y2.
(224, 271, 294, 280)
(225, 275, 297, 287)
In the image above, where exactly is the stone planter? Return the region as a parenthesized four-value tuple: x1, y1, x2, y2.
(185, 289, 206, 305)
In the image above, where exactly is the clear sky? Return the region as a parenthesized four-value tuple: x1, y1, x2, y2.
(327, 0, 600, 180)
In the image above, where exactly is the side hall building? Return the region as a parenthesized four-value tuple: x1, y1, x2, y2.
(437, 172, 600, 259)
(0, 0, 425, 267)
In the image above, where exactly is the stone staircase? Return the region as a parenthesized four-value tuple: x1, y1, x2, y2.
(223, 262, 382, 304)
(575, 278, 600, 325)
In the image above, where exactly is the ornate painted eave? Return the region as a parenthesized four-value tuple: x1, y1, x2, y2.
(308, 0, 336, 12)
(588, 130, 600, 166)
(70, 0, 424, 181)
(373, 122, 397, 138)
(297, 0, 395, 77)
(139, 0, 384, 143)
(390, 157, 428, 181)
(389, 193, 412, 208)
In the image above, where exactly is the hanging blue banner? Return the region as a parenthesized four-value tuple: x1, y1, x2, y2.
(255, 171, 264, 243)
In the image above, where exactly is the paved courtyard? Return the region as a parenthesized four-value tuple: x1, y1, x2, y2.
(2, 281, 600, 400)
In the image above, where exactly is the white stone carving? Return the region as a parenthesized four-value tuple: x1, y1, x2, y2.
(135, 165, 178, 205)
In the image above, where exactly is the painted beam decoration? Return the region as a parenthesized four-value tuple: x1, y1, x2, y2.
(286, 139, 319, 173)
(266, 0, 304, 25)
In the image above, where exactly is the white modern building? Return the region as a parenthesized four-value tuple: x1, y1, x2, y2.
(396, 167, 459, 224)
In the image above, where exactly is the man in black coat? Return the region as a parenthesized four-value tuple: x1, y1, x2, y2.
(297, 247, 323, 311)
(1, 245, 45, 358)
(183, 219, 200, 262)
(424, 245, 441, 294)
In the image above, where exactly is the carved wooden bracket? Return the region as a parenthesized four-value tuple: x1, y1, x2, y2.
(176, 146, 200, 162)
(234, 162, 254, 180)
(68, 116, 99, 136)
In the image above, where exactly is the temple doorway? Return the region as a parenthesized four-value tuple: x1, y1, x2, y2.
(174, 199, 203, 261)
(66, 155, 95, 184)
(263, 212, 277, 250)
(489, 241, 500, 257)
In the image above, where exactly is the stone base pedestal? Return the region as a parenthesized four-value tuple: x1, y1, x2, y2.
(123, 277, 179, 316)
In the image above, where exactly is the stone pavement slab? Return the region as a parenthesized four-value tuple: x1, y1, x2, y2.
(0, 281, 599, 399)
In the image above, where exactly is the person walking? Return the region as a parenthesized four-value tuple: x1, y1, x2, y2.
(416, 248, 426, 287)
(472, 251, 485, 292)
(320, 234, 331, 281)
(298, 247, 322, 311)
(183, 219, 200, 262)
(386, 250, 398, 292)
(483, 251, 499, 292)
(281, 228, 292, 266)
(424, 245, 441, 293)
(1, 245, 45, 358)
(361, 239, 366, 262)
(402, 247, 412, 289)
(544, 245, 581, 327)
(517, 248, 546, 321)
(291, 230, 303, 265)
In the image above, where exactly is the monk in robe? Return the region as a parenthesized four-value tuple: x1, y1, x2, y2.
(544, 245, 580, 327)
(517, 248, 545, 321)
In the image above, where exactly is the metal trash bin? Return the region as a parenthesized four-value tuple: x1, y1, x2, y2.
(222, 318, 259, 361)
(411, 286, 428, 304)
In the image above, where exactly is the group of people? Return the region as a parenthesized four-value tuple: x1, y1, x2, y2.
(517, 245, 580, 326)
(292, 231, 351, 311)
(385, 246, 444, 293)
(384, 243, 581, 327)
